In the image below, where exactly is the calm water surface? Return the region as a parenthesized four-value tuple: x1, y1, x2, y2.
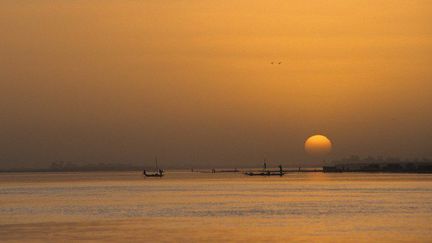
(1, 171, 432, 242)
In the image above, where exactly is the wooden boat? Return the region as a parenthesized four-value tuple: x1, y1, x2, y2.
(244, 170, 284, 176)
(143, 157, 164, 177)
(244, 163, 285, 176)
(143, 169, 164, 177)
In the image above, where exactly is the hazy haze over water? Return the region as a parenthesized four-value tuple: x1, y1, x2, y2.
(1, 1, 432, 169)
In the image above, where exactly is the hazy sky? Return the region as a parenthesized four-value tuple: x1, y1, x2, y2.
(1, 0, 431, 168)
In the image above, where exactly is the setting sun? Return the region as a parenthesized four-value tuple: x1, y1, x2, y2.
(305, 135, 332, 157)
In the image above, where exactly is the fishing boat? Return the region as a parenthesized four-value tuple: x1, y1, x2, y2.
(143, 157, 164, 177)
(244, 162, 284, 176)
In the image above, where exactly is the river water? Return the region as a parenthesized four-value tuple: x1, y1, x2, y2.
(1, 171, 431, 242)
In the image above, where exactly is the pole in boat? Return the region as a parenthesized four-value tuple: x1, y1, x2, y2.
(143, 156, 164, 177)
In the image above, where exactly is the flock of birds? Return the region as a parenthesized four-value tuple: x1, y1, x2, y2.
(270, 61, 282, 65)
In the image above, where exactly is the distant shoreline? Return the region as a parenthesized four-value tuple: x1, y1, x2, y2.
(324, 162, 432, 173)
(3, 167, 432, 174)
(0, 169, 144, 173)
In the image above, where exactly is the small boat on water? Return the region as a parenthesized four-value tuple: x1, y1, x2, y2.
(244, 162, 285, 176)
(143, 169, 164, 177)
(143, 157, 164, 177)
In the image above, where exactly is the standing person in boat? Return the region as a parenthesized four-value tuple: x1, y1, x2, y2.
(279, 165, 283, 176)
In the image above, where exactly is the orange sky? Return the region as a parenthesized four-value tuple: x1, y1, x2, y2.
(1, 0, 431, 168)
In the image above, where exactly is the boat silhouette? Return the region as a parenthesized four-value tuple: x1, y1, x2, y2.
(244, 162, 285, 176)
(143, 157, 164, 177)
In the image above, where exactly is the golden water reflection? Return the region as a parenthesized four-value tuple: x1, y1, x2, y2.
(1, 172, 431, 242)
